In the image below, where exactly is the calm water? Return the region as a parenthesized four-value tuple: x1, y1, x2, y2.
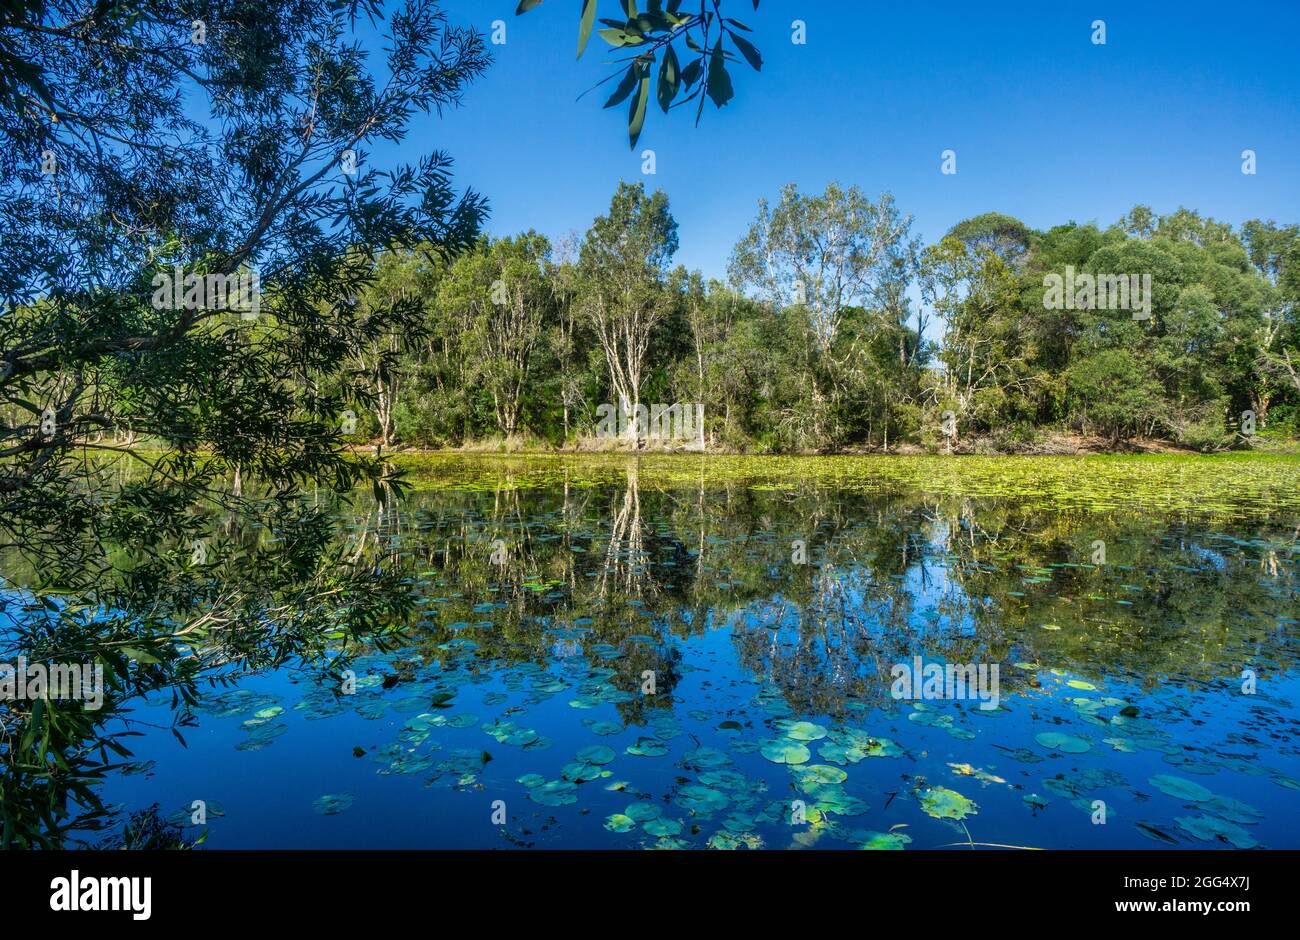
(87, 458, 1300, 849)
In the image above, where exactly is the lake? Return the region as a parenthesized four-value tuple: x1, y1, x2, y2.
(82, 455, 1300, 849)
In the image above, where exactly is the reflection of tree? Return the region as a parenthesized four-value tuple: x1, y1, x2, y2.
(726, 495, 969, 716)
(597, 461, 654, 601)
(282, 478, 1300, 727)
(0, 479, 416, 847)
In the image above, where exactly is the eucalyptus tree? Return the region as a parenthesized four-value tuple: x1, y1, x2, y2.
(919, 231, 1034, 433)
(1241, 220, 1300, 414)
(437, 233, 555, 440)
(0, 0, 488, 846)
(730, 183, 914, 355)
(729, 183, 917, 448)
(577, 181, 679, 443)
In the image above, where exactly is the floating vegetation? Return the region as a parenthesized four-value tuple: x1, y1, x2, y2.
(782, 721, 829, 742)
(604, 814, 636, 833)
(644, 817, 684, 837)
(844, 829, 913, 850)
(675, 785, 729, 815)
(106, 455, 1300, 851)
(1175, 815, 1259, 849)
(1148, 775, 1213, 803)
(760, 740, 811, 765)
(918, 787, 978, 821)
(527, 781, 579, 806)
(1035, 731, 1092, 754)
(626, 737, 669, 757)
(313, 794, 353, 815)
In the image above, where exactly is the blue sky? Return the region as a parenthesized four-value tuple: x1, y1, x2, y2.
(371, 0, 1299, 281)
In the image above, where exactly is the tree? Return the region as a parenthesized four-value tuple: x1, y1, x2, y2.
(438, 233, 554, 440)
(920, 231, 1036, 433)
(577, 181, 678, 443)
(729, 183, 917, 449)
(730, 183, 914, 355)
(1241, 220, 1300, 413)
(1067, 349, 1167, 445)
(0, 0, 488, 846)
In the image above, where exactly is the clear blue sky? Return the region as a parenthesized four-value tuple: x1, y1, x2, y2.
(371, 0, 1299, 281)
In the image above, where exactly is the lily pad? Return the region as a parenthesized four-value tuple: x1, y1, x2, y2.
(1035, 731, 1091, 754)
(313, 793, 353, 815)
(918, 786, 978, 821)
(761, 740, 811, 765)
(604, 813, 636, 833)
(1148, 774, 1212, 803)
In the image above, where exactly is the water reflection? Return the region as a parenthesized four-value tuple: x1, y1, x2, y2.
(6, 458, 1300, 849)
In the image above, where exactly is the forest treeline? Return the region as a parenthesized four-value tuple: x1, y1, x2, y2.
(316, 182, 1300, 454)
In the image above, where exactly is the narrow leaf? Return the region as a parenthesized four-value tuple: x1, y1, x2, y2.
(628, 73, 650, 149)
(604, 65, 639, 108)
(706, 38, 734, 108)
(657, 43, 680, 113)
(577, 0, 597, 58)
(730, 31, 762, 71)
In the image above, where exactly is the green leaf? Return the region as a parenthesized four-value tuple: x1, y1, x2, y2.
(598, 28, 642, 47)
(730, 31, 762, 71)
(628, 73, 650, 149)
(681, 57, 704, 89)
(657, 44, 680, 113)
(604, 65, 639, 108)
(706, 38, 734, 109)
(577, 0, 597, 58)
(515, 0, 545, 13)
(22, 699, 45, 753)
(121, 647, 161, 664)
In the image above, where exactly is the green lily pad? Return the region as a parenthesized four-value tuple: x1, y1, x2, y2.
(1175, 814, 1258, 848)
(604, 813, 636, 833)
(1035, 731, 1091, 753)
(528, 780, 579, 806)
(761, 740, 811, 764)
(680, 746, 732, 770)
(626, 737, 669, 757)
(918, 786, 978, 821)
(625, 802, 662, 822)
(1148, 774, 1212, 803)
(643, 817, 684, 837)
(791, 764, 848, 786)
(675, 785, 729, 814)
(784, 721, 828, 742)
(852, 830, 913, 850)
(576, 744, 616, 765)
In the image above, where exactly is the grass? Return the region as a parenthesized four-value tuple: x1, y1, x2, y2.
(388, 451, 1300, 520)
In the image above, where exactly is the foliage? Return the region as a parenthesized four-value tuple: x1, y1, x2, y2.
(516, 0, 765, 148)
(0, 0, 486, 846)
(318, 191, 1300, 455)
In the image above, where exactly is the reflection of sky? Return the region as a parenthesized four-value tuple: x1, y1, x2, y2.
(91, 486, 1300, 850)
